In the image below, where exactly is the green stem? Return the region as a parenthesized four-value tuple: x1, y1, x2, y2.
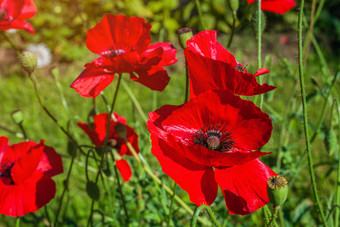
(88, 74, 122, 226)
(191, 204, 221, 227)
(195, 0, 206, 30)
(257, 0, 263, 109)
(226, 0, 237, 49)
(121, 80, 148, 123)
(263, 205, 271, 224)
(334, 99, 340, 227)
(266, 207, 279, 227)
(184, 59, 189, 103)
(166, 183, 177, 227)
(16, 217, 20, 227)
(297, 0, 327, 225)
(109, 151, 130, 224)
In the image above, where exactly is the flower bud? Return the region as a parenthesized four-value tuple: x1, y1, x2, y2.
(230, 0, 239, 12)
(11, 109, 23, 124)
(114, 123, 127, 140)
(267, 175, 288, 208)
(177, 27, 193, 49)
(20, 51, 37, 75)
(86, 181, 100, 201)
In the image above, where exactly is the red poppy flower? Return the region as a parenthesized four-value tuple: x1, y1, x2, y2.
(184, 30, 275, 100)
(71, 14, 177, 98)
(77, 113, 139, 182)
(0, 136, 63, 217)
(0, 0, 37, 34)
(247, 0, 295, 14)
(147, 90, 276, 214)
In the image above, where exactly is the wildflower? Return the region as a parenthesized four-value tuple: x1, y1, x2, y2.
(0, 0, 37, 34)
(26, 44, 52, 68)
(247, 0, 295, 15)
(184, 30, 275, 99)
(0, 136, 63, 216)
(71, 15, 177, 98)
(147, 90, 276, 214)
(77, 113, 139, 182)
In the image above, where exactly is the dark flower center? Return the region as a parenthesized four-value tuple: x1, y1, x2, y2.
(234, 64, 246, 73)
(105, 47, 126, 58)
(0, 162, 15, 185)
(193, 125, 235, 153)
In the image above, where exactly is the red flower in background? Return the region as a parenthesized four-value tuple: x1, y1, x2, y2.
(147, 90, 276, 214)
(185, 30, 275, 99)
(71, 15, 177, 98)
(0, 0, 36, 34)
(0, 137, 63, 217)
(77, 113, 139, 182)
(247, 0, 295, 14)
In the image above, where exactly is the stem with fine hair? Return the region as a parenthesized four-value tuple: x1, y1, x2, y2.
(257, 0, 264, 109)
(335, 99, 340, 227)
(87, 74, 123, 226)
(297, 0, 327, 225)
(266, 207, 279, 227)
(166, 183, 177, 227)
(184, 59, 189, 103)
(191, 204, 221, 227)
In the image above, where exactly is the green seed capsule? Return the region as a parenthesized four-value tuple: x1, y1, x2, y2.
(177, 27, 193, 49)
(267, 175, 288, 207)
(86, 181, 100, 201)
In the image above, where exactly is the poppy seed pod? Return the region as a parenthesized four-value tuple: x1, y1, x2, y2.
(267, 175, 288, 208)
(177, 27, 193, 49)
(115, 123, 127, 140)
(20, 51, 37, 75)
(230, 0, 239, 12)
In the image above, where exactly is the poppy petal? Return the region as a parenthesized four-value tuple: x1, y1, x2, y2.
(143, 42, 177, 66)
(247, 0, 295, 14)
(215, 159, 276, 215)
(0, 173, 55, 217)
(116, 159, 132, 182)
(17, 0, 37, 19)
(151, 133, 218, 206)
(85, 15, 151, 56)
(70, 63, 114, 98)
(0, 136, 9, 162)
(131, 68, 170, 91)
(36, 145, 63, 177)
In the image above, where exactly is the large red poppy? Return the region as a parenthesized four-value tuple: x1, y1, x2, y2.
(0, 0, 36, 34)
(184, 30, 275, 99)
(247, 0, 295, 14)
(71, 15, 177, 98)
(147, 90, 276, 214)
(0, 136, 63, 217)
(77, 113, 139, 182)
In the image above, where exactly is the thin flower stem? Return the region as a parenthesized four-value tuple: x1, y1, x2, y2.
(195, 0, 206, 30)
(88, 74, 122, 226)
(109, 150, 130, 224)
(263, 205, 270, 224)
(166, 183, 177, 227)
(121, 80, 148, 123)
(266, 207, 279, 227)
(335, 99, 340, 227)
(297, 0, 327, 225)
(16, 218, 20, 227)
(226, 0, 236, 49)
(191, 204, 221, 227)
(302, 0, 317, 64)
(184, 59, 189, 103)
(124, 141, 210, 225)
(257, 0, 263, 109)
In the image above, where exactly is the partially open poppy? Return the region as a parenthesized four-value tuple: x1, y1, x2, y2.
(71, 14, 177, 98)
(0, 137, 63, 217)
(77, 113, 139, 182)
(184, 30, 275, 99)
(247, 0, 295, 15)
(0, 0, 36, 34)
(147, 90, 276, 214)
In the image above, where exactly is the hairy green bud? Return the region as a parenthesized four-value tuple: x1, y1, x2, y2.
(20, 51, 37, 75)
(177, 27, 193, 49)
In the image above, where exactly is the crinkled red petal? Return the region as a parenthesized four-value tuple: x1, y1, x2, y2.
(85, 14, 151, 56)
(215, 159, 277, 215)
(150, 133, 218, 206)
(143, 42, 177, 67)
(131, 68, 170, 91)
(0, 173, 56, 217)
